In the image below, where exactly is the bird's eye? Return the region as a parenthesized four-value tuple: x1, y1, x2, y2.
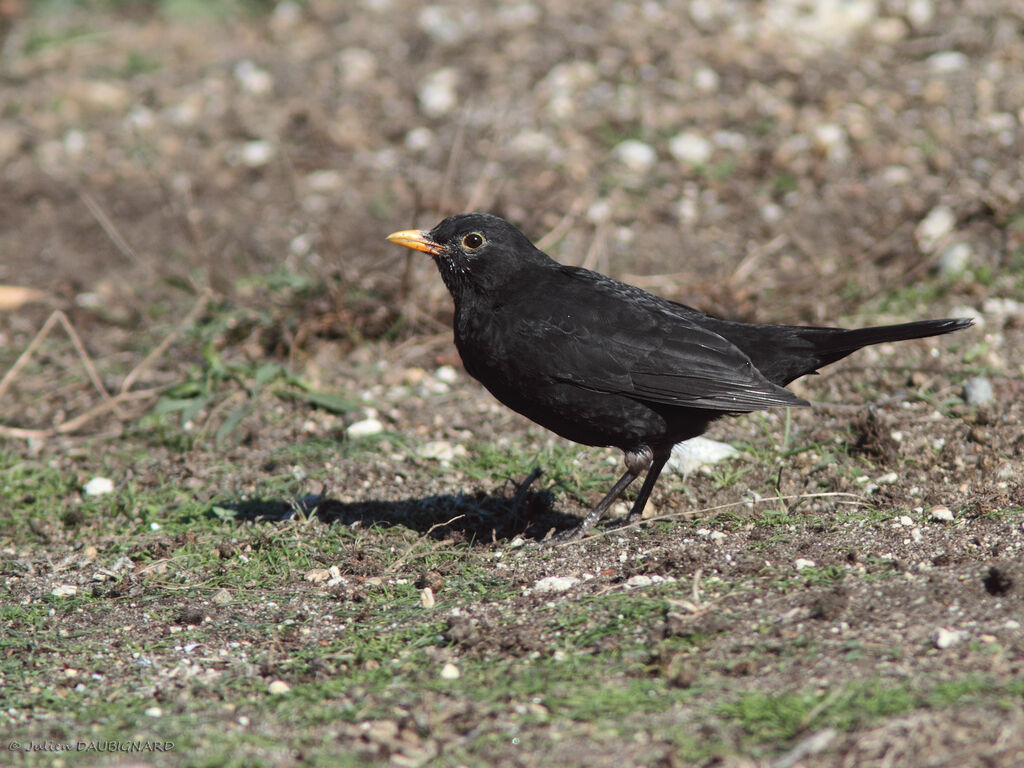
(461, 232, 484, 250)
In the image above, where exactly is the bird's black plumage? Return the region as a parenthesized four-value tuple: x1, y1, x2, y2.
(387, 212, 973, 541)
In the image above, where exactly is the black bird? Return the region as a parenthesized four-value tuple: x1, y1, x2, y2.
(387, 213, 972, 541)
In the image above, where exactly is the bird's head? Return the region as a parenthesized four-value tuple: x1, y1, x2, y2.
(387, 213, 551, 299)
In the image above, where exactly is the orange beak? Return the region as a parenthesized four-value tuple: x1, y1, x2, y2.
(386, 229, 445, 257)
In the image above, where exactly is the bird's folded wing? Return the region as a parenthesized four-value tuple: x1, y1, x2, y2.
(534, 321, 808, 412)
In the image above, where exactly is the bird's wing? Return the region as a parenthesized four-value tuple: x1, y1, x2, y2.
(501, 267, 808, 412)
(543, 321, 808, 411)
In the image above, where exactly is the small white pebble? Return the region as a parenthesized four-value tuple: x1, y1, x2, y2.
(935, 627, 963, 649)
(51, 584, 78, 597)
(234, 60, 274, 95)
(240, 140, 274, 168)
(533, 576, 580, 593)
(83, 476, 114, 496)
(613, 139, 657, 173)
(927, 51, 969, 73)
(915, 206, 956, 253)
(434, 365, 458, 384)
(930, 505, 955, 523)
(145, 706, 163, 718)
(794, 558, 816, 571)
(268, 680, 291, 695)
(346, 418, 383, 439)
(440, 662, 461, 680)
(420, 587, 436, 608)
(668, 131, 713, 166)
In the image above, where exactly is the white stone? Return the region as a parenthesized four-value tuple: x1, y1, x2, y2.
(876, 472, 899, 485)
(418, 68, 459, 118)
(83, 476, 114, 496)
(533, 575, 580, 593)
(794, 558, 816, 571)
(268, 680, 291, 694)
(928, 51, 969, 74)
(51, 584, 78, 597)
(813, 123, 849, 164)
(337, 48, 377, 87)
(694, 67, 720, 92)
(418, 441, 467, 462)
(667, 437, 738, 475)
(937, 242, 972, 276)
(963, 376, 994, 406)
(613, 140, 657, 173)
(234, 60, 274, 96)
(929, 505, 955, 523)
(346, 418, 383, 439)
(145, 706, 163, 718)
(915, 206, 956, 253)
(434, 365, 458, 384)
(440, 662, 461, 680)
(907, 0, 934, 29)
(405, 127, 434, 152)
(240, 140, 274, 168)
(935, 627, 963, 649)
(668, 131, 713, 166)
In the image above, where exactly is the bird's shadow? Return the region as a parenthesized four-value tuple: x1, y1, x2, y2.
(214, 484, 580, 543)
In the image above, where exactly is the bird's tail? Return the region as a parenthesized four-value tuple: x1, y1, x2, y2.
(789, 317, 974, 383)
(717, 316, 973, 385)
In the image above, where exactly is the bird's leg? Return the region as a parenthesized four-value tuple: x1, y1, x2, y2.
(624, 449, 670, 523)
(549, 447, 652, 543)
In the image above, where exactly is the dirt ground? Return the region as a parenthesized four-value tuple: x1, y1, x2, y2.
(1, 1, 1023, 766)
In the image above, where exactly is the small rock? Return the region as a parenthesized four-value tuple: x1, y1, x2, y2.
(434, 365, 458, 384)
(898, 515, 914, 527)
(929, 505, 955, 523)
(937, 242, 972, 277)
(346, 418, 383, 439)
(420, 587, 436, 608)
(962, 376, 994, 406)
(613, 140, 657, 173)
(625, 574, 655, 588)
(915, 206, 956, 253)
(418, 67, 459, 118)
(440, 662, 461, 680)
(337, 47, 377, 87)
(928, 51, 969, 74)
(418, 441, 467, 462)
(667, 437, 738, 475)
(812, 123, 849, 164)
(51, 584, 78, 597)
(875, 472, 899, 485)
(935, 627, 963, 649)
(693, 67, 719, 92)
(83, 476, 114, 496)
(533, 576, 580, 593)
(306, 169, 344, 193)
(794, 558, 816, 571)
(304, 568, 331, 584)
(239, 140, 274, 168)
(405, 127, 434, 152)
(211, 588, 232, 605)
(234, 60, 274, 95)
(145, 706, 163, 718)
(268, 680, 291, 695)
(668, 131, 712, 167)
(906, 0, 934, 28)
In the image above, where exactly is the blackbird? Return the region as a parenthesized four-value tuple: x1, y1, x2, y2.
(387, 213, 972, 541)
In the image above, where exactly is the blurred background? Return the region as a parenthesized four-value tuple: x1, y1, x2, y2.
(2, 1, 1021, 406)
